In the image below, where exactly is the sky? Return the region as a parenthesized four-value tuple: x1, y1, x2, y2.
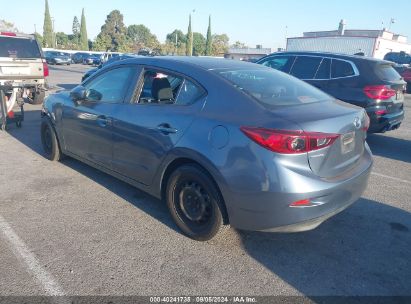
(2, 0, 411, 50)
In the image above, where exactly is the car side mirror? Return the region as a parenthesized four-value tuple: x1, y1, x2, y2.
(70, 86, 87, 104)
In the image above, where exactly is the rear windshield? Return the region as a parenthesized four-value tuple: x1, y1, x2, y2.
(0, 36, 41, 59)
(216, 68, 330, 106)
(375, 64, 402, 81)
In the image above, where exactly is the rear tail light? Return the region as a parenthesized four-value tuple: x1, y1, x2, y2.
(240, 127, 340, 154)
(364, 85, 396, 100)
(42, 59, 49, 77)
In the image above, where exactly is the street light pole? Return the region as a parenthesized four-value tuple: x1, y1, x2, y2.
(51, 18, 56, 48)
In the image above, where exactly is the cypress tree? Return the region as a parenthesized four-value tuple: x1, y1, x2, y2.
(79, 8, 88, 50)
(186, 14, 193, 56)
(42, 0, 53, 48)
(205, 15, 212, 56)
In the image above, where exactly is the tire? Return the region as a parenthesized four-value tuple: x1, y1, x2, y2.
(41, 116, 62, 161)
(166, 164, 224, 241)
(31, 91, 45, 105)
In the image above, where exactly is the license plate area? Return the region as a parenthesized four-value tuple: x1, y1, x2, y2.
(341, 131, 355, 154)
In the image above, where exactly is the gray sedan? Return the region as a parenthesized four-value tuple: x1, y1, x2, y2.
(41, 57, 373, 241)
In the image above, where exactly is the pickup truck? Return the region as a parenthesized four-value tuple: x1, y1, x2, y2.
(0, 31, 49, 105)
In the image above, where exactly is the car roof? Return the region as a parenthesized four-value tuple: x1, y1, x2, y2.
(264, 51, 391, 64)
(114, 56, 262, 71)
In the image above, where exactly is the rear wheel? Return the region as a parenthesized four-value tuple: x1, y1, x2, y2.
(41, 117, 62, 161)
(166, 165, 224, 241)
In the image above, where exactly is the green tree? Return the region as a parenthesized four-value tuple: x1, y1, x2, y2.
(0, 20, 18, 32)
(66, 34, 78, 49)
(42, 0, 53, 48)
(231, 41, 248, 49)
(72, 16, 80, 36)
(192, 32, 206, 56)
(34, 33, 43, 46)
(127, 24, 159, 51)
(211, 33, 229, 56)
(79, 9, 88, 50)
(94, 10, 127, 52)
(205, 15, 212, 56)
(72, 16, 80, 47)
(56, 32, 68, 49)
(186, 14, 193, 56)
(166, 29, 187, 55)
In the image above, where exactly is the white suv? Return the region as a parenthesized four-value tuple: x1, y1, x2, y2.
(0, 31, 49, 105)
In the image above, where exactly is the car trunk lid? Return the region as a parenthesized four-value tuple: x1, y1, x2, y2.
(272, 100, 368, 178)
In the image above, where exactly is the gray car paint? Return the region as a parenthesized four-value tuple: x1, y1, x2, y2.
(42, 57, 373, 232)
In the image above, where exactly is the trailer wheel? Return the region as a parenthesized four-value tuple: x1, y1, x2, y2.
(31, 91, 45, 105)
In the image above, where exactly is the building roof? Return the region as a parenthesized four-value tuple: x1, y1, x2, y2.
(226, 47, 272, 55)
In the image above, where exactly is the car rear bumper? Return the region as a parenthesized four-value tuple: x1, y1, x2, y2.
(368, 109, 404, 133)
(224, 145, 373, 232)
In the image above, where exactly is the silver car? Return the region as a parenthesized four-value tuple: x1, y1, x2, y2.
(41, 57, 373, 241)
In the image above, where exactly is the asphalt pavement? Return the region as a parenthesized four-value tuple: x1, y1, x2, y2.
(0, 64, 410, 299)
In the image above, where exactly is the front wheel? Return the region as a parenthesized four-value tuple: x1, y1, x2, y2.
(41, 117, 62, 161)
(166, 165, 224, 241)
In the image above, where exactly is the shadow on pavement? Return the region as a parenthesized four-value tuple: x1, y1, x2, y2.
(237, 198, 411, 296)
(367, 134, 411, 163)
(7, 106, 411, 297)
(6, 108, 180, 234)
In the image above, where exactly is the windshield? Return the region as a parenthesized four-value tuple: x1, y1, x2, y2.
(216, 68, 330, 106)
(0, 36, 41, 59)
(375, 64, 402, 81)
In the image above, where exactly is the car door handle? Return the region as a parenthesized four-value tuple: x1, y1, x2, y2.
(156, 124, 178, 134)
(97, 116, 113, 127)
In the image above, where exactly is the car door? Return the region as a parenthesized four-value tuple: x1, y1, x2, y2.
(61, 65, 138, 169)
(326, 59, 361, 106)
(110, 67, 207, 186)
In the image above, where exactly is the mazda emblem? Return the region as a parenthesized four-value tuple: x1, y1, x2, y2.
(353, 117, 361, 129)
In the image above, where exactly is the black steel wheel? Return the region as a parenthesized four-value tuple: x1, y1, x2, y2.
(41, 116, 62, 161)
(166, 164, 225, 241)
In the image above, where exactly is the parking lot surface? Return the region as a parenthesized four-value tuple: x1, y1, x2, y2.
(0, 65, 410, 297)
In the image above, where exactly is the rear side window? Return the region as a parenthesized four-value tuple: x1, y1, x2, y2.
(290, 56, 322, 79)
(175, 80, 204, 105)
(374, 64, 402, 81)
(217, 68, 330, 107)
(137, 69, 204, 105)
(315, 58, 331, 79)
(259, 56, 295, 73)
(0, 36, 41, 58)
(331, 60, 355, 78)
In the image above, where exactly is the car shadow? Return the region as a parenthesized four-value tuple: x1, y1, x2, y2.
(236, 198, 411, 296)
(6, 108, 180, 234)
(7, 107, 411, 297)
(367, 134, 411, 163)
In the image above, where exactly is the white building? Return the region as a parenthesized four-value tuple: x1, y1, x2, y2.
(286, 20, 411, 59)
